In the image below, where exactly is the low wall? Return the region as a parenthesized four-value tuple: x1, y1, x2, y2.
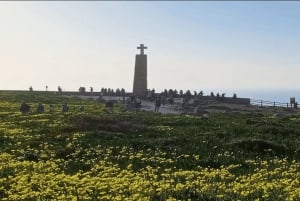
(222, 97, 250, 105)
(195, 96, 250, 105)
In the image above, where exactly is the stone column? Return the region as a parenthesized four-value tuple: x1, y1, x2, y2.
(133, 44, 147, 98)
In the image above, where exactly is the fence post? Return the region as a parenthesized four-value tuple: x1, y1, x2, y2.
(260, 100, 263, 108)
(273, 102, 275, 107)
(287, 103, 288, 108)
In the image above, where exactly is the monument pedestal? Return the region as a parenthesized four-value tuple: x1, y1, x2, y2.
(133, 44, 148, 98)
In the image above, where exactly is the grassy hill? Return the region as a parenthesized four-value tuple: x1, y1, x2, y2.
(0, 91, 300, 200)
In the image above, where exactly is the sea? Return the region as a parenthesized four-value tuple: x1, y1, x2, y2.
(200, 88, 300, 104)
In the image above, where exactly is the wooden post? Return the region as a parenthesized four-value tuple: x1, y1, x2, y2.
(260, 100, 263, 108)
(274, 102, 275, 107)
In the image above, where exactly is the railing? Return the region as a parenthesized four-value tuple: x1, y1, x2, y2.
(250, 99, 293, 108)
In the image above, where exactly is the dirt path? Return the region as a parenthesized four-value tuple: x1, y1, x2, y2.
(77, 95, 182, 114)
(139, 100, 181, 114)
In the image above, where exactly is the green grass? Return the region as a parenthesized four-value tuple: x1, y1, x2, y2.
(1, 90, 300, 172)
(1, 90, 300, 200)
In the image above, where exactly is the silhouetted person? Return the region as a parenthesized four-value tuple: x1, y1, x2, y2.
(105, 100, 114, 112)
(58, 86, 62, 93)
(130, 94, 136, 103)
(155, 96, 161, 112)
(198, 91, 203, 97)
(221, 93, 226, 101)
(62, 103, 69, 112)
(168, 97, 174, 105)
(36, 103, 44, 113)
(20, 102, 30, 114)
(80, 105, 85, 112)
(135, 97, 142, 111)
(49, 104, 54, 112)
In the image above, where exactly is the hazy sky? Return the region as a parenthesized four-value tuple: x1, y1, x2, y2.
(1, 1, 300, 92)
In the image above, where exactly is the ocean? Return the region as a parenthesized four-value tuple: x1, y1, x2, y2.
(200, 89, 300, 104)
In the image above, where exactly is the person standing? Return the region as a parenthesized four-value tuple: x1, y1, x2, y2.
(154, 96, 161, 112)
(135, 97, 142, 111)
(49, 104, 54, 112)
(36, 103, 45, 113)
(20, 102, 30, 114)
(62, 103, 69, 112)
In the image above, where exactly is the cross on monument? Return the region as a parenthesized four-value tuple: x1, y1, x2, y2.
(137, 44, 147, 55)
(133, 44, 148, 97)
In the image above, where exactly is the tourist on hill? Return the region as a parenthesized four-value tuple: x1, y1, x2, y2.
(49, 104, 54, 112)
(221, 93, 226, 101)
(294, 102, 298, 109)
(36, 103, 45, 113)
(151, 89, 155, 101)
(198, 91, 203, 97)
(62, 103, 69, 112)
(130, 94, 136, 103)
(154, 96, 161, 112)
(20, 102, 30, 114)
(105, 100, 114, 113)
(80, 105, 85, 112)
(135, 97, 142, 111)
(168, 97, 174, 105)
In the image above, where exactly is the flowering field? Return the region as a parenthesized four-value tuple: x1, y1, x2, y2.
(1, 91, 300, 200)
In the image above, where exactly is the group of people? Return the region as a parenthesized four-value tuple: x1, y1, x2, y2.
(100, 87, 126, 96)
(20, 90, 181, 115)
(20, 102, 84, 114)
(128, 95, 162, 112)
(127, 93, 168, 113)
(127, 95, 142, 111)
(20, 102, 47, 114)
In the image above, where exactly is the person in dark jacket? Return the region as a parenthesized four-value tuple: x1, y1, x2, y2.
(20, 102, 30, 114)
(154, 96, 161, 112)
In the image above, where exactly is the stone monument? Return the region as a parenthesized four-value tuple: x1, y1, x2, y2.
(133, 44, 147, 97)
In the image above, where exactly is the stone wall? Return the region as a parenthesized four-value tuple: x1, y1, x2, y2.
(195, 96, 250, 105)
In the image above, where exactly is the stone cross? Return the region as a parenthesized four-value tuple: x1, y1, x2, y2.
(133, 44, 148, 97)
(137, 44, 147, 55)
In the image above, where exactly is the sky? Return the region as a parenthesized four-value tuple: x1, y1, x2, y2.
(1, 1, 300, 96)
